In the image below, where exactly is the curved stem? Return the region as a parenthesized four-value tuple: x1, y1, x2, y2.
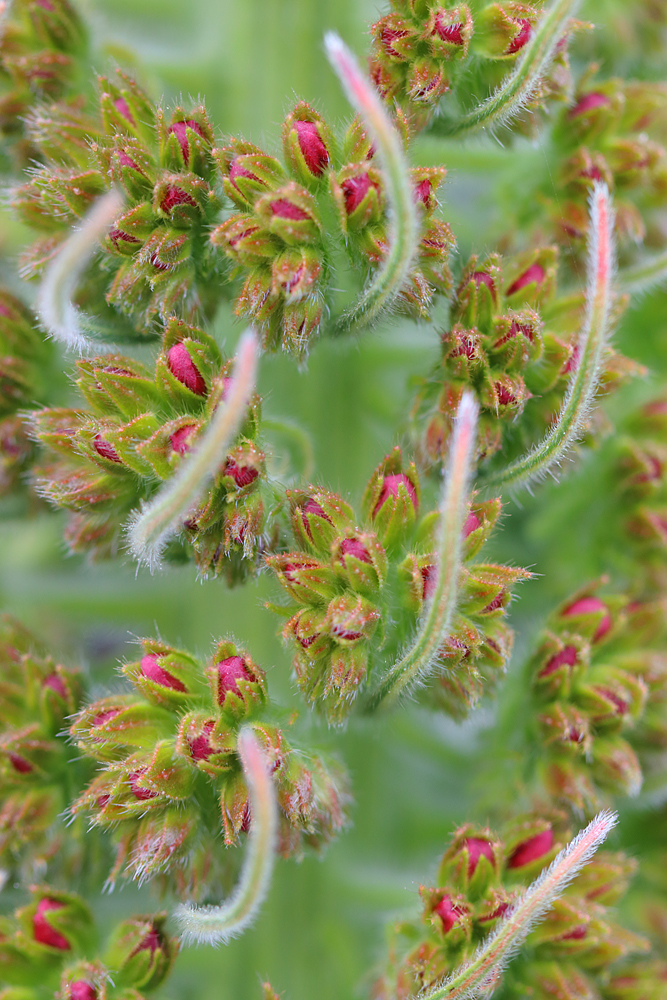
(483, 181, 615, 493)
(36, 188, 125, 354)
(127, 329, 259, 570)
(324, 33, 419, 331)
(619, 248, 667, 296)
(424, 810, 617, 1000)
(430, 0, 581, 139)
(174, 726, 278, 945)
(370, 392, 479, 710)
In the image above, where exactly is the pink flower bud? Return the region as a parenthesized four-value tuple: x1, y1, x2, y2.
(187, 719, 216, 761)
(507, 828, 554, 869)
(421, 564, 436, 601)
(33, 898, 70, 950)
(114, 97, 135, 125)
(68, 984, 97, 1000)
(301, 498, 333, 540)
(43, 673, 68, 699)
(339, 538, 371, 564)
(109, 228, 141, 250)
(216, 656, 250, 703)
(269, 199, 310, 221)
(223, 457, 259, 488)
(433, 14, 464, 44)
(293, 120, 330, 177)
(505, 18, 532, 54)
(463, 511, 481, 537)
(9, 752, 33, 773)
(434, 894, 461, 933)
(229, 157, 260, 191)
(540, 644, 579, 678)
(160, 185, 197, 213)
(128, 770, 158, 801)
(373, 474, 418, 518)
(563, 596, 612, 642)
(93, 434, 122, 464)
(506, 263, 545, 297)
(342, 173, 372, 215)
(464, 837, 495, 877)
(569, 92, 611, 118)
(166, 343, 207, 396)
(169, 424, 198, 455)
(140, 654, 186, 692)
(169, 119, 205, 161)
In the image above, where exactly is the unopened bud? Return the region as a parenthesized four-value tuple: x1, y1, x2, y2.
(122, 641, 202, 707)
(364, 447, 420, 548)
(255, 184, 322, 245)
(104, 915, 176, 991)
(283, 102, 333, 184)
(206, 641, 266, 719)
(290, 489, 355, 555)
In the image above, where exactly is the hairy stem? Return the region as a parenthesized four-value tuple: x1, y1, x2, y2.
(127, 329, 259, 570)
(175, 726, 278, 945)
(430, 0, 580, 139)
(424, 810, 617, 999)
(36, 188, 124, 353)
(324, 32, 419, 330)
(483, 181, 615, 493)
(619, 248, 667, 296)
(370, 392, 479, 710)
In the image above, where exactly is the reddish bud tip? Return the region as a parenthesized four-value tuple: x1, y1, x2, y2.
(563, 596, 612, 642)
(187, 720, 216, 761)
(43, 673, 67, 699)
(540, 644, 579, 678)
(506, 263, 545, 297)
(495, 383, 518, 406)
(140, 653, 187, 692)
(9, 752, 32, 773)
(169, 119, 205, 161)
(339, 537, 371, 564)
(373, 474, 418, 518)
(569, 92, 611, 118)
(160, 185, 197, 213)
(301, 498, 333, 541)
(462, 512, 481, 537)
(472, 271, 496, 294)
(223, 458, 259, 488)
(92, 708, 120, 727)
(33, 898, 70, 950)
(167, 343, 207, 396)
(139, 925, 163, 954)
(93, 434, 122, 464)
(128, 771, 158, 801)
(342, 173, 371, 215)
(562, 925, 588, 941)
(434, 894, 461, 933)
(169, 424, 197, 455)
(294, 120, 330, 177)
(109, 228, 141, 248)
(69, 983, 97, 1000)
(269, 199, 309, 221)
(114, 97, 135, 125)
(421, 564, 436, 601)
(414, 178, 435, 210)
(229, 158, 259, 190)
(118, 150, 142, 172)
(434, 15, 464, 44)
(216, 656, 250, 703)
(506, 18, 532, 54)
(508, 828, 554, 869)
(464, 837, 495, 878)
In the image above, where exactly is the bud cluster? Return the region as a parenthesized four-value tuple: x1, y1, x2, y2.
(69, 635, 349, 899)
(0, 885, 176, 999)
(529, 584, 667, 812)
(213, 101, 454, 354)
(268, 446, 528, 724)
(411, 246, 635, 465)
(14, 70, 222, 330)
(0, 0, 87, 168)
(0, 614, 84, 880)
(374, 813, 646, 999)
(28, 317, 270, 581)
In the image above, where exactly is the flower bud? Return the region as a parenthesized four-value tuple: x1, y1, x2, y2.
(98, 71, 156, 144)
(453, 255, 501, 332)
(332, 532, 387, 594)
(290, 489, 355, 555)
(21, 890, 93, 955)
(206, 640, 266, 719)
(176, 711, 235, 775)
(104, 915, 176, 991)
(271, 247, 322, 304)
(70, 695, 174, 761)
(122, 640, 203, 707)
(216, 140, 286, 210)
(283, 607, 332, 661)
(211, 214, 277, 265)
(474, 4, 536, 59)
(422, 887, 472, 945)
(425, 5, 474, 59)
(438, 825, 501, 897)
(325, 593, 380, 646)
(75, 356, 160, 420)
(504, 248, 558, 306)
(153, 172, 210, 226)
(255, 183, 322, 245)
(57, 962, 109, 1000)
(282, 102, 333, 184)
(575, 666, 647, 732)
(159, 106, 214, 176)
(532, 633, 588, 699)
(504, 817, 561, 875)
(333, 165, 385, 234)
(560, 593, 614, 644)
(282, 295, 324, 355)
(363, 447, 420, 548)
(406, 56, 449, 104)
(268, 553, 340, 605)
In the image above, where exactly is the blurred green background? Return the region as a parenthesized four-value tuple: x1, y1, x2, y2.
(1, 0, 666, 997)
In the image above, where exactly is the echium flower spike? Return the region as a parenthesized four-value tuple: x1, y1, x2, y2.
(432, 0, 581, 138)
(127, 329, 259, 570)
(35, 188, 125, 353)
(174, 725, 278, 945)
(483, 181, 615, 493)
(324, 32, 419, 330)
(423, 810, 618, 1000)
(371, 391, 479, 709)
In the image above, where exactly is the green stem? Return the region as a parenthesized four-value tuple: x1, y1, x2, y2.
(619, 248, 667, 296)
(127, 329, 259, 569)
(424, 811, 617, 999)
(369, 392, 478, 710)
(430, 0, 581, 139)
(174, 726, 278, 945)
(324, 32, 419, 331)
(482, 181, 615, 493)
(36, 187, 124, 353)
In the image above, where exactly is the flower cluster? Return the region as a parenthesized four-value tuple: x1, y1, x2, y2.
(29, 318, 270, 581)
(529, 584, 667, 812)
(0, 886, 176, 999)
(213, 101, 454, 355)
(374, 813, 646, 999)
(268, 447, 528, 723)
(0, 0, 87, 169)
(14, 69, 223, 330)
(69, 635, 349, 900)
(0, 614, 84, 880)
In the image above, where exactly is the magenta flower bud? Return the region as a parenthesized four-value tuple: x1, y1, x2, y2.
(506, 263, 545, 297)
(426, 5, 473, 58)
(217, 657, 249, 701)
(371, 14, 417, 62)
(206, 641, 266, 718)
(92, 434, 122, 464)
(290, 489, 355, 554)
(68, 983, 98, 1000)
(104, 914, 175, 991)
(406, 56, 449, 105)
(255, 183, 321, 245)
(43, 672, 67, 700)
(169, 423, 198, 455)
(539, 644, 579, 678)
(128, 769, 158, 801)
(140, 654, 186, 693)
(169, 119, 205, 160)
(325, 593, 380, 646)
(160, 185, 196, 213)
(374, 474, 418, 517)
(294, 121, 329, 176)
(434, 894, 462, 933)
(32, 899, 70, 950)
(507, 828, 554, 869)
(562, 595, 612, 643)
(268, 552, 339, 605)
(223, 457, 258, 488)
(505, 17, 532, 54)
(364, 448, 420, 548)
(211, 214, 276, 265)
(464, 837, 495, 877)
(187, 718, 215, 761)
(283, 102, 333, 185)
(166, 343, 207, 396)
(569, 92, 612, 119)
